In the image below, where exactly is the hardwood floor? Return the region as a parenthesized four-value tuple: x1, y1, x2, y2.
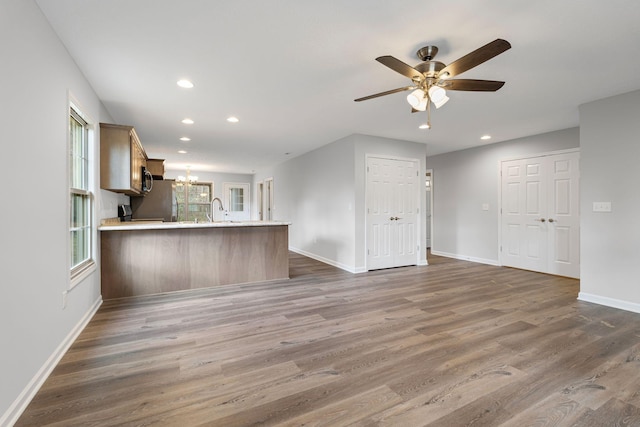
(17, 253, 640, 426)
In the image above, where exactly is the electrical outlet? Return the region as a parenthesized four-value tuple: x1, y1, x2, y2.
(593, 202, 612, 212)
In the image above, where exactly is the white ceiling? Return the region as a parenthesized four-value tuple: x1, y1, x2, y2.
(36, 0, 640, 174)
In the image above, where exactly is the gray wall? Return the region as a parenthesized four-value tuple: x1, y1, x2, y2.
(0, 0, 116, 422)
(426, 128, 580, 264)
(579, 89, 640, 311)
(254, 133, 427, 273)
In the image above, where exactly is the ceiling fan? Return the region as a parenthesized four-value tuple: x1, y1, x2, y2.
(355, 38, 511, 128)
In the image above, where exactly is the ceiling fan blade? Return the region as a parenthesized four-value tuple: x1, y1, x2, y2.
(443, 79, 505, 91)
(354, 85, 416, 102)
(376, 56, 423, 81)
(438, 39, 511, 79)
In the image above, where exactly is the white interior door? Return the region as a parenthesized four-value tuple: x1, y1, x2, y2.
(223, 182, 250, 221)
(367, 157, 419, 270)
(500, 151, 579, 278)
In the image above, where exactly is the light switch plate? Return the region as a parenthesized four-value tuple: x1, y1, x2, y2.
(593, 202, 612, 212)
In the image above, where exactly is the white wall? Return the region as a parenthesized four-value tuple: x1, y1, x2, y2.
(254, 133, 427, 273)
(426, 127, 579, 264)
(254, 135, 357, 271)
(579, 89, 640, 312)
(0, 1, 115, 423)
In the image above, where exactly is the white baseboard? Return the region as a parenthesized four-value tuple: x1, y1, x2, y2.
(578, 292, 640, 314)
(429, 250, 499, 266)
(289, 247, 429, 273)
(1, 296, 102, 427)
(289, 247, 359, 274)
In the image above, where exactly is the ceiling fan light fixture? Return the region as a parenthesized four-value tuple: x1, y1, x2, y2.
(407, 89, 428, 111)
(406, 89, 424, 108)
(433, 94, 449, 109)
(428, 86, 449, 109)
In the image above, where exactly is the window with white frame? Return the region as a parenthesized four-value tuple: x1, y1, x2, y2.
(69, 106, 94, 280)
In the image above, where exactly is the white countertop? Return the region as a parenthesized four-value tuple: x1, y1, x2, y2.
(99, 220, 291, 231)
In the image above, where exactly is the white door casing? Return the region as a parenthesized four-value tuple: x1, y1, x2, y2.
(367, 157, 419, 270)
(264, 178, 274, 221)
(500, 151, 580, 278)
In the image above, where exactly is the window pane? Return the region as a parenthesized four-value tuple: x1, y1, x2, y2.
(71, 193, 87, 228)
(176, 182, 212, 222)
(71, 228, 89, 266)
(230, 188, 244, 212)
(69, 114, 87, 190)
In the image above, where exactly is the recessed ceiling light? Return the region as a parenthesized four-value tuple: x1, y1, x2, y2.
(227, 116, 239, 123)
(419, 123, 430, 129)
(177, 79, 194, 88)
(178, 150, 187, 154)
(182, 118, 194, 124)
(180, 137, 191, 142)
(481, 135, 491, 140)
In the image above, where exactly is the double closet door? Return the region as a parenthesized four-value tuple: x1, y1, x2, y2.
(500, 151, 580, 278)
(366, 157, 419, 270)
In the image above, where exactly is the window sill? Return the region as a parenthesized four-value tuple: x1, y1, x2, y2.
(70, 260, 96, 289)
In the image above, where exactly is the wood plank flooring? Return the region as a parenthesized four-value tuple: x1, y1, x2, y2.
(17, 252, 640, 426)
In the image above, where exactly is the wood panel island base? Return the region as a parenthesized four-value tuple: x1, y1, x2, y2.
(99, 222, 290, 299)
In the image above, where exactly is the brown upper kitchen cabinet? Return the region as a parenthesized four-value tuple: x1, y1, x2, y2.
(100, 123, 148, 195)
(146, 158, 165, 179)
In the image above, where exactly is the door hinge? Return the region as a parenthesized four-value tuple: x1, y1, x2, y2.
(416, 170, 419, 176)
(367, 166, 369, 173)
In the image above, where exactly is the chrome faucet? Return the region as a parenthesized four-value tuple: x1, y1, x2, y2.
(208, 197, 225, 222)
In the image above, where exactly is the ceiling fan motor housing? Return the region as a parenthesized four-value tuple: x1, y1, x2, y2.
(415, 61, 446, 79)
(417, 45, 438, 61)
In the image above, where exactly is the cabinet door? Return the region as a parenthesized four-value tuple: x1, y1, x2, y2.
(100, 123, 148, 195)
(129, 130, 146, 193)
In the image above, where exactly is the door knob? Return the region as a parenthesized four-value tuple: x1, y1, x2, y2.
(535, 218, 546, 222)
(548, 218, 555, 223)
(389, 216, 401, 221)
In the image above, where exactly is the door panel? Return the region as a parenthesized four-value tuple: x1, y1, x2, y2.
(367, 157, 419, 270)
(501, 151, 579, 278)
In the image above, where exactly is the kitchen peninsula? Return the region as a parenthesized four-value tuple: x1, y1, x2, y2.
(99, 221, 290, 299)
